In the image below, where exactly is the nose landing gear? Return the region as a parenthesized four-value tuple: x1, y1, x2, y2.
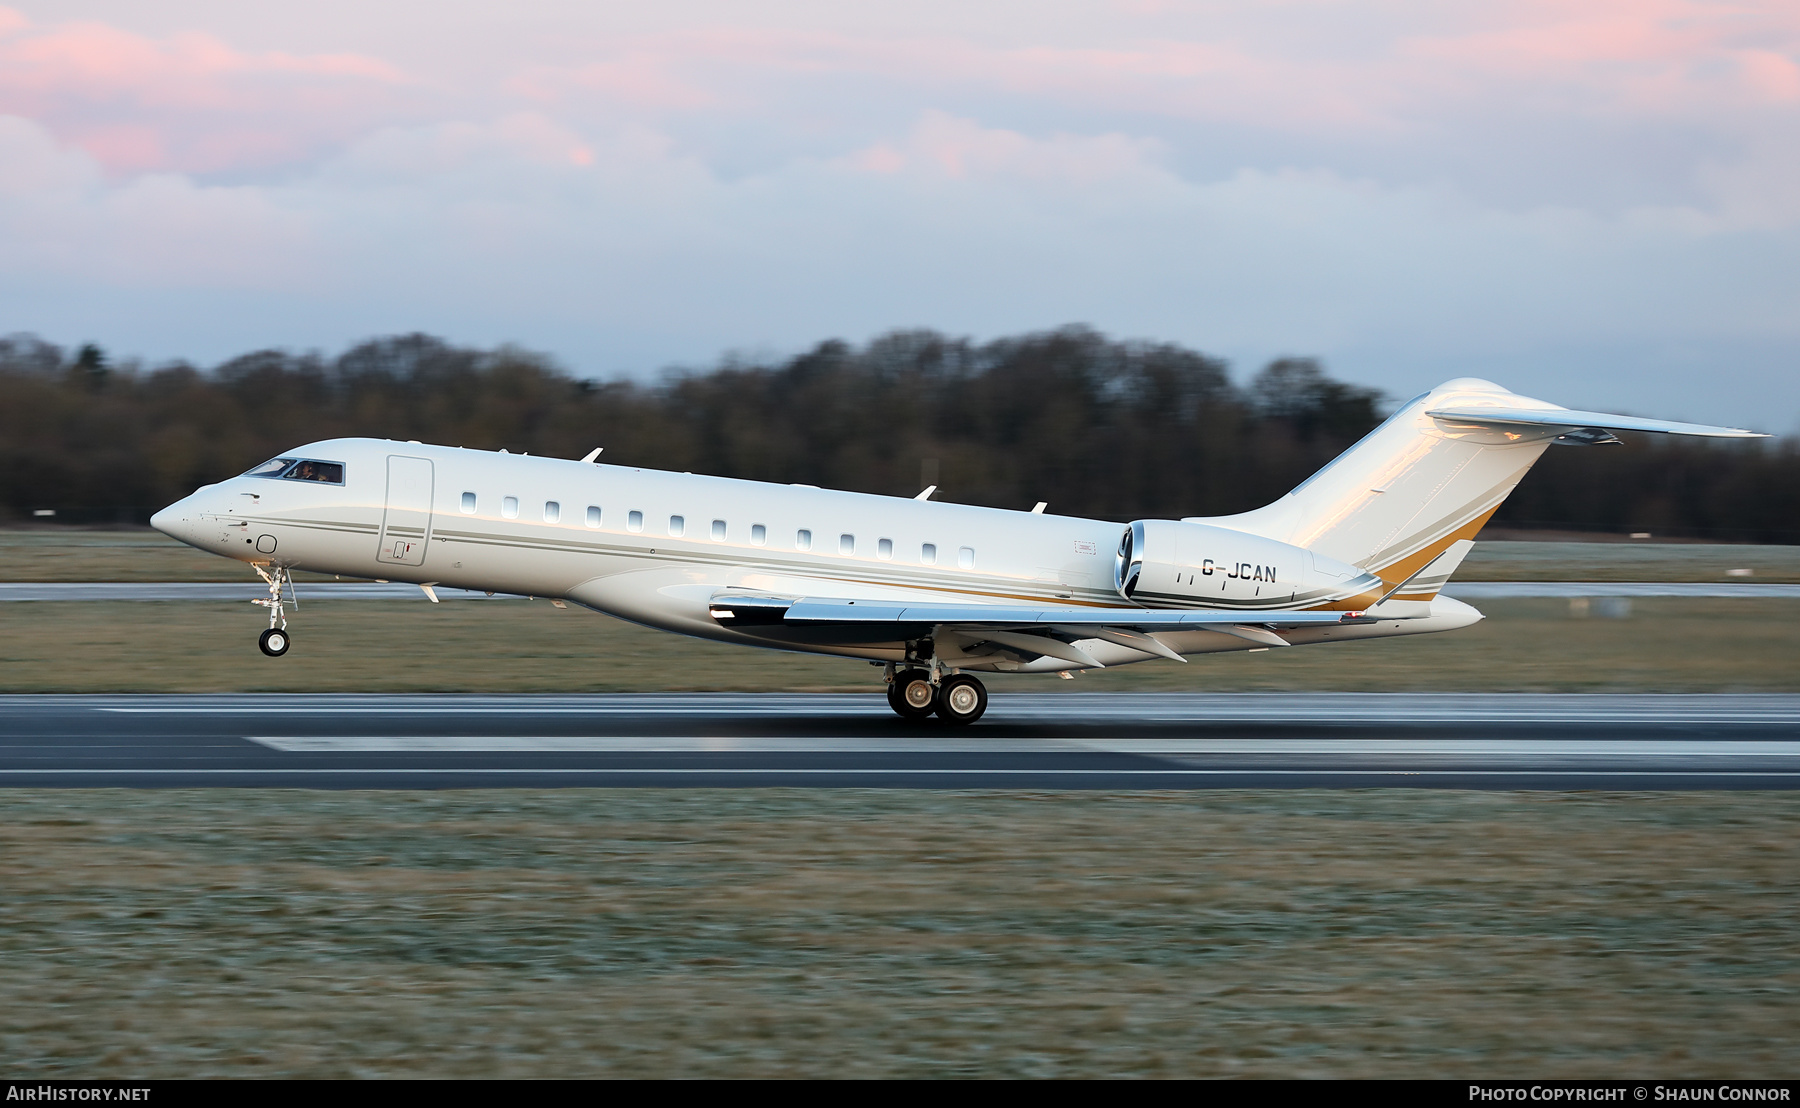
(252, 564, 295, 658)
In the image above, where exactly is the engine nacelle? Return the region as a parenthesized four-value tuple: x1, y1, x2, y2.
(1114, 519, 1382, 609)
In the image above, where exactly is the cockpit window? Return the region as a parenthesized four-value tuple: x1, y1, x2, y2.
(284, 460, 344, 484)
(243, 457, 345, 484)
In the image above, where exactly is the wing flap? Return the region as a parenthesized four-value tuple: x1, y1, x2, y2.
(975, 630, 1105, 668)
(734, 595, 1348, 630)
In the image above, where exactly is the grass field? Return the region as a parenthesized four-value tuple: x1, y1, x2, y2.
(1, 596, 1797, 692)
(3, 528, 1798, 693)
(4, 528, 1799, 583)
(2, 788, 1795, 1078)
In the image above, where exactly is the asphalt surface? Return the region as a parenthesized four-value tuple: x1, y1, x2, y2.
(4, 693, 1799, 789)
(5, 582, 1800, 600)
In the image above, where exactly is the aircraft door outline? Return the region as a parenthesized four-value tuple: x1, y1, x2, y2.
(377, 455, 434, 566)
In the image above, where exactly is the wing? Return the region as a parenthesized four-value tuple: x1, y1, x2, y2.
(1425, 405, 1766, 439)
(706, 593, 1362, 666)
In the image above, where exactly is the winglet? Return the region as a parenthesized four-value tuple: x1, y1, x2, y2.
(914, 485, 937, 501)
(580, 448, 603, 463)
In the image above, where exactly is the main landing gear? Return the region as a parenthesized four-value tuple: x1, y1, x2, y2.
(252, 564, 295, 657)
(884, 665, 988, 726)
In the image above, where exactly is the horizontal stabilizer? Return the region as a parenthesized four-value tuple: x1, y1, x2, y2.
(1426, 405, 1766, 439)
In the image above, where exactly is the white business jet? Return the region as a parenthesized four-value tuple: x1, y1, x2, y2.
(150, 378, 1763, 724)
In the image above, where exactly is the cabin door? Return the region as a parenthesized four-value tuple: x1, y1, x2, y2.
(377, 455, 434, 567)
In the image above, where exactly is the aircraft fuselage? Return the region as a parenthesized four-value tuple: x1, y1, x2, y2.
(151, 437, 1477, 671)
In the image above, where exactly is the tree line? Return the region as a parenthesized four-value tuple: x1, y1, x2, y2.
(1, 328, 1794, 542)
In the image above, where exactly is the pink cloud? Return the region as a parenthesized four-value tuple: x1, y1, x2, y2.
(508, 56, 719, 112)
(0, 0, 1793, 203)
(507, 5, 1797, 139)
(842, 111, 1167, 185)
(504, 28, 1389, 135)
(0, 12, 412, 174)
(1398, 0, 1800, 113)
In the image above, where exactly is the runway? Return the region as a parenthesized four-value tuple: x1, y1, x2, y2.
(4, 693, 1800, 789)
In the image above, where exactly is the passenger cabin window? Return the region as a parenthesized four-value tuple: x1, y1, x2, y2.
(750, 524, 767, 546)
(586, 506, 602, 528)
(877, 538, 893, 559)
(544, 501, 560, 523)
(669, 515, 685, 537)
(627, 510, 644, 532)
(460, 492, 477, 514)
(502, 496, 519, 519)
(796, 529, 812, 551)
(921, 543, 937, 564)
(839, 534, 855, 555)
(711, 519, 726, 541)
(958, 546, 975, 569)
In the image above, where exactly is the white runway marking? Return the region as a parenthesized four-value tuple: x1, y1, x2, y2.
(97, 696, 1800, 724)
(3, 768, 1797, 778)
(111, 705, 894, 716)
(246, 735, 1800, 756)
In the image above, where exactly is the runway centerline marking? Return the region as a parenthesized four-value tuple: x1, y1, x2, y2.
(245, 735, 1800, 756)
(98, 706, 1800, 724)
(5, 768, 1799, 778)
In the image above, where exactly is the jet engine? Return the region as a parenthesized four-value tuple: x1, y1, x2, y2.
(1115, 519, 1382, 609)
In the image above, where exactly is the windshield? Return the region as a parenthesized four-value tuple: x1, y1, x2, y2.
(243, 457, 345, 483)
(283, 460, 344, 483)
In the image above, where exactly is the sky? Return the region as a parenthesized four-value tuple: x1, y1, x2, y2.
(1, 1, 1797, 428)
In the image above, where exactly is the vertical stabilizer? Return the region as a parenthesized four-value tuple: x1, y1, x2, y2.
(1190, 378, 1761, 585)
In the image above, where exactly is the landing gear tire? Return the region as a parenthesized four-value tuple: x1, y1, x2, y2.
(259, 627, 290, 657)
(935, 674, 988, 726)
(887, 669, 938, 722)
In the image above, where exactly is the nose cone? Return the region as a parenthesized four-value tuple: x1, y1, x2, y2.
(151, 492, 208, 547)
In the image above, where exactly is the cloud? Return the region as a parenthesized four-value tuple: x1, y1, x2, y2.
(0, 1, 1794, 425)
(0, 9, 412, 174)
(841, 111, 1167, 183)
(0, 115, 312, 284)
(4, 103, 1793, 416)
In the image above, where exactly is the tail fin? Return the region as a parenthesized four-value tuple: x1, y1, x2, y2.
(1193, 378, 1764, 591)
